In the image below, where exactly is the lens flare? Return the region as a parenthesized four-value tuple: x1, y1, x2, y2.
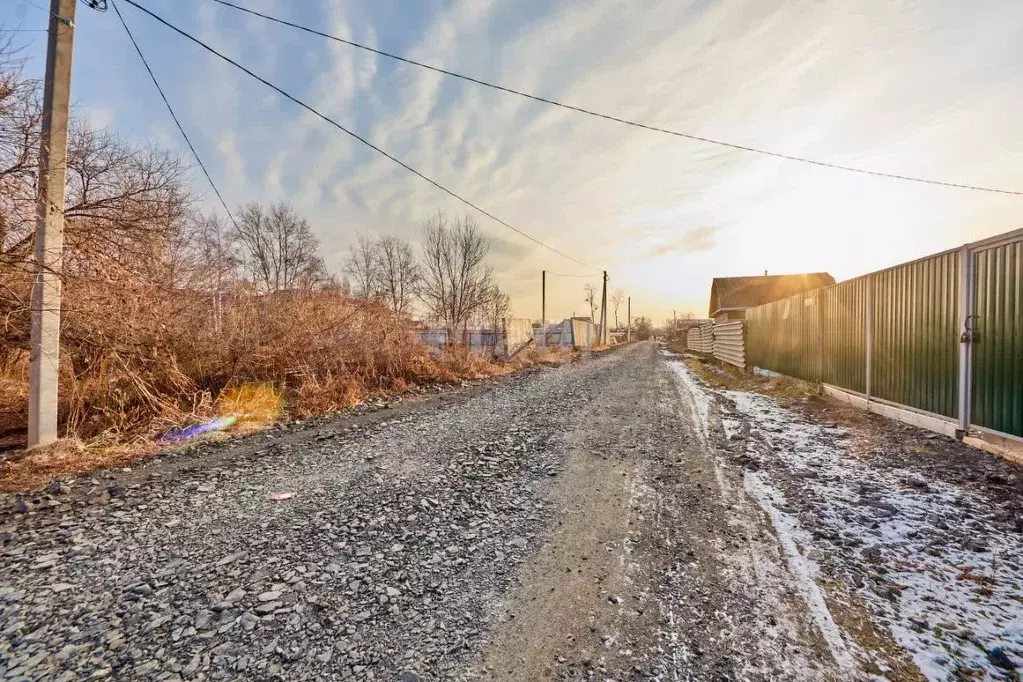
(159, 383, 283, 443)
(159, 415, 238, 443)
(217, 383, 283, 424)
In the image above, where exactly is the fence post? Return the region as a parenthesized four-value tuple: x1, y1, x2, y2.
(742, 319, 749, 372)
(865, 274, 873, 400)
(816, 289, 823, 390)
(956, 245, 972, 434)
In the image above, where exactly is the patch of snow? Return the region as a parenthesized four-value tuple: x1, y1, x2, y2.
(721, 413, 741, 440)
(665, 360, 712, 437)
(745, 472, 859, 676)
(666, 357, 855, 679)
(729, 390, 1023, 682)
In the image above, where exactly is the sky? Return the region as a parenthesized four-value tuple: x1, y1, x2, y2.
(3, 0, 1022, 325)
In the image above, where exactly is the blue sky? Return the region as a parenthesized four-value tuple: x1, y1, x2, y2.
(3, 0, 1023, 323)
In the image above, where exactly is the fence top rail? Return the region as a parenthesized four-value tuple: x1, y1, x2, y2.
(742, 228, 1023, 319)
(966, 227, 1023, 252)
(817, 227, 1020, 294)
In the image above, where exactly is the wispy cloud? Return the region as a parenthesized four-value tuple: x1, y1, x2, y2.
(648, 227, 719, 258)
(19, 0, 1021, 322)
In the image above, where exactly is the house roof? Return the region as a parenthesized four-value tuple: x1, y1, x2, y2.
(709, 272, 836, 317)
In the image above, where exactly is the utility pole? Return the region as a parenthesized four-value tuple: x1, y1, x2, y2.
(627, 296, 631, 342)
(541, 270, 546, 347)
(28, 0, 76, 448)
(673, 310, 677, 341)
(600, 271, 608, 346)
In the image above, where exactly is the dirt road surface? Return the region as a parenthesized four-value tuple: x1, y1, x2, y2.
(1, 342, 1020, 681)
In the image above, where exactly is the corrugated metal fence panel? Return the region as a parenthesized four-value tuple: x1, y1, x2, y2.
(972, 239, 1023, 437)
(700, 324, 714, 353)
(686, 323, 713, 353)
(745, 293, 820, 382)
(821, 277, 867, 393)
(871, 252, 959, 418)
(713, 321, 745, 368)
(686, 327, 699, 352)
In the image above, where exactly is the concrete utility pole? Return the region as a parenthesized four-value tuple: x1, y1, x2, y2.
(28, 0, 76, 448)
(627, 296, 631, 342)
(600, 271, 608, 346)
(541, 270, 546, 347)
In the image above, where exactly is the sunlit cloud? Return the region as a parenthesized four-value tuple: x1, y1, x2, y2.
(648, 227, 719, 258)
(11, 0, 1020, 323)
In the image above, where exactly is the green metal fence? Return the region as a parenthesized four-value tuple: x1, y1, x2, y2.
(820, 276, 868, 394)
(746, 293, 819, 383)
(972, 239, 1023, 437)
(742, 229, 1023, 440)
(871, 252, 959, 418)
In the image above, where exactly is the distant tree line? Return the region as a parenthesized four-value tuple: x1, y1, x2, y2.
(343, 212, 510, 334)
(0, 38, 510, 356)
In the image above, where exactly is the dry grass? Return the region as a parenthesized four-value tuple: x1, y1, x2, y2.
(0, 438, 150, 492)
(676, 349, 820, 402)
(0, 277, 575, 490)
(510, 344, 573, 368)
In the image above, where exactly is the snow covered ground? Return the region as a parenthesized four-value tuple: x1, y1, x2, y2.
(667, 354, 1023, 682)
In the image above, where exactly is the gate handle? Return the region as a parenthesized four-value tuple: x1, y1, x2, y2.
(961, 314, 980, 344)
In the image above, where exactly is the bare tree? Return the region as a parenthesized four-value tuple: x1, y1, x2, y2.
(482, 284, 511, 354)
(374, 235, 419, 316)
(476, 284, 510, 329)
(634, 316, 653, 340)
(343, 234, 379, 300)
(0, 44, 41, 258)
(611, 288, 624, 330)
(232, 201, 327, 292)
(3, 121, 191, 275)
(419, 212, 493, 338)
(583, 283, 597, 322)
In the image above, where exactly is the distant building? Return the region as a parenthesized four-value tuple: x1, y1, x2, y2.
(708, 272, 835, 323)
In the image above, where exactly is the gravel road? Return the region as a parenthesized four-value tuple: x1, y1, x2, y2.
(0, 341, 926, 681)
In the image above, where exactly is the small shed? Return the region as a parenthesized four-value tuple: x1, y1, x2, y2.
(708, 272, 835, 323)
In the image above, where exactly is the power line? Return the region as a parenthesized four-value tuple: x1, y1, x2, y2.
(546, 271, 602, 278)
(205, 0, 1023, 198)
(119, 0, 587, 266)
(110, 0, 238, 229)
(16, 0, 54, 14)
(17, 0, 72, 26)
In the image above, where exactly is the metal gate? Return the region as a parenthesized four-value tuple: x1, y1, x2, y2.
(969, 235, 1023, 438)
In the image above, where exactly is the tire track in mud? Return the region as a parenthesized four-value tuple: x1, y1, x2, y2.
(657, 352, 847, 681)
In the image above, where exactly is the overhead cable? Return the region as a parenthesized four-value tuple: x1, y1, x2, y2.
(120, 0, 588, 266)
(205, 0, 1023, 197)
(111, 0, 239, 229)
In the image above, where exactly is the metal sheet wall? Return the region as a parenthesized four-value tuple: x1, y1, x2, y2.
(972, 240, 1023, 437)
(820, 277, 868, 394)
(745, 293, 820, 383)
(871, 252, 959, 418)
(713, 321, 745, 368)
(686, 323, 713, 354)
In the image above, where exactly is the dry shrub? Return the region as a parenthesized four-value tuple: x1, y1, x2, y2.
(0, 355, 27, 438)
(216, 383, 283, 424)
(510, 344, 572, 368)
(0, 256, 574, 494)
(431, 345, 511, 381)
(0, 269, 440, 446)
(0, 267, 572, 459)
